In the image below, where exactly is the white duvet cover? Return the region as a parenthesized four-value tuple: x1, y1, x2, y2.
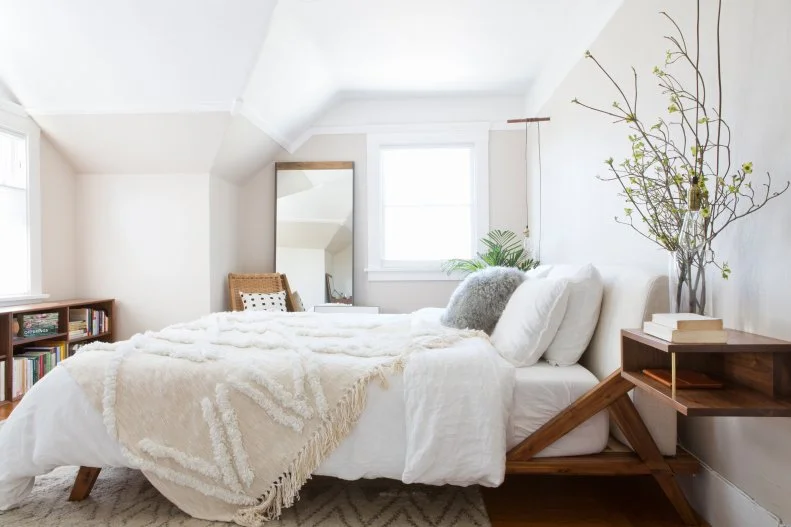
(0, 310, 515, 511)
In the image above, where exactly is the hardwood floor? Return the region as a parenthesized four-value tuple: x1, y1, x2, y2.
(0, 401, 18, 421)
(483, 475, 707, 527)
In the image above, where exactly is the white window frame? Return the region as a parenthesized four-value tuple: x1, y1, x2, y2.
(0, 100, 45, 305)
(366, 123, 489, 281)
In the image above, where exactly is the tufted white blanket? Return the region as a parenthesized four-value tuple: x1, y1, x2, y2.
(45, 310, 512, 525)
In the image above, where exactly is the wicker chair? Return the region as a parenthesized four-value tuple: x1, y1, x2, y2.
(227, 273, 298, 312)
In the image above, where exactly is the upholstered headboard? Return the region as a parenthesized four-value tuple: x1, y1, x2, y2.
(582, 265, 677, 455)
(533, 264, 676, 455)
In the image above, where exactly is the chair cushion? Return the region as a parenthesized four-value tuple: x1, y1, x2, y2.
(240, 291, 288, 312)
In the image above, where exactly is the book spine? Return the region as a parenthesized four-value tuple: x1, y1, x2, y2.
(0, 361, 5, 402)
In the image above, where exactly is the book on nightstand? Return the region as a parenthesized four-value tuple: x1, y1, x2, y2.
(651, 313, 724, 331)
(643, 313, 727, 343)
(642, 368, 725, 389)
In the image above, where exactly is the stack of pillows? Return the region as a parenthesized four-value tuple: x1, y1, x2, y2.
(440, 264, 604, 367)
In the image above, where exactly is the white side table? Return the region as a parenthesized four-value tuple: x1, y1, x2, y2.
(312, 304, 380, 314)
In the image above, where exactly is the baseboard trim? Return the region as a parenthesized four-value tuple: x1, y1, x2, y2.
(679, 456, 783, 527)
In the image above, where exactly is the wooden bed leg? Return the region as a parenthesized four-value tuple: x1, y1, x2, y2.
(68, 467, 102, 502)
(507, 370, 634, 461)
(609, 395, 700, 526)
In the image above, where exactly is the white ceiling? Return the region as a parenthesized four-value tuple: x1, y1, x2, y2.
(0, 0, 276, 113)
(0, 0, 623, 176)
(282, 0, 615, 95)
(35, 112, 230, 174)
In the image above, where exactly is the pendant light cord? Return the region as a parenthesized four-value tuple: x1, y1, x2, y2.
(523, 121, 544, 260)
(537, 121, 543, 260)
(524, 121, 529, 237)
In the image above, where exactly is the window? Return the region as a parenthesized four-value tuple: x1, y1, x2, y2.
(0, 104, 42, 302)
(0, 129, 28, 296)
(367, 126, 489, 280)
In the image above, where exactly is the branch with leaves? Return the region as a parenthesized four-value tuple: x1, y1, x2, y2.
(571, 0, 788, 282)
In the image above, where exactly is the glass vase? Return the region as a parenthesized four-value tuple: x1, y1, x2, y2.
(668, 249, 711, 315)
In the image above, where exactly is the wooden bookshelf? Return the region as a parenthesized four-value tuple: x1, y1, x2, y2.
(0, 298, 115, 407)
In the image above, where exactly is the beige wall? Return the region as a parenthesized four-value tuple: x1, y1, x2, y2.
(75, 174, 212, 339)
(530, 0, 791, 522)
(237, 130, 528, 313)
(209, 175, 240, 313)
(40, 137, 77, 300)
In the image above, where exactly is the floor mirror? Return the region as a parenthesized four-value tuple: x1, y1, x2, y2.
(275, 162, 354, 311)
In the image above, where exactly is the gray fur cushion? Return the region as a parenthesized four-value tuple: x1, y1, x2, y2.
(441, 266, 527, 335)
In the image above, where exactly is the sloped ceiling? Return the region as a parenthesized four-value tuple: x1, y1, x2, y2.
(0, 0, 275, 113)
(0, 0, 622, 179)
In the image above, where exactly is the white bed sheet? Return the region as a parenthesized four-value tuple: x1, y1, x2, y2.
(0, 353, 607, 510)
(508, 361, 609, 456)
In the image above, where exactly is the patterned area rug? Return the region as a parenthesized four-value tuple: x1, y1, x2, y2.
(1, 467, 491, 526)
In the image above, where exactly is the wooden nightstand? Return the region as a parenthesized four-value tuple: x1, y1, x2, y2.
(621, 329, 791, 416)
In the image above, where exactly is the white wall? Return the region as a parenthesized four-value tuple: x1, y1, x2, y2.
(75, 173, 212, 339)
(530, 0, 791, 523)
(238, 130, 527, 313)
(237, 163, 276, 274)
(275, 247, 327, 310)
(209, 175, 239, 313)
(40, 137, 77, 300)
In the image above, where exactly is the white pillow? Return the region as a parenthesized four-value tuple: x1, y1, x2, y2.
(490, 277, 570, 367)
(543, 264, 604, 366)
(525, 265, 552, 279)
(240, 291, 288, 312)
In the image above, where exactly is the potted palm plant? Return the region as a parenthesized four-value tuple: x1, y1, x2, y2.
(442, 229, 539, 276)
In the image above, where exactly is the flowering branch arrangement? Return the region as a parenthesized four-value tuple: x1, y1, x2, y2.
(571, 0, 788, 287)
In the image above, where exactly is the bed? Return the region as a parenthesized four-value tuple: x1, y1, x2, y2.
(0, 265, 701, 525)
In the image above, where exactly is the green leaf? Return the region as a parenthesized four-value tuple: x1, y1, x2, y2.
(721, 262, 731, 280)
(442, 229, 539, 276)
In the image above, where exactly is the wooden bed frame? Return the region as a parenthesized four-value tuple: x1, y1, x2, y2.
(68, 369, 702, 525)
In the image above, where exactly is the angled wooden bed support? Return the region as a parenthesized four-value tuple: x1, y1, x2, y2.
(505, 370, 701, 526)
(69, 369, 702, 524)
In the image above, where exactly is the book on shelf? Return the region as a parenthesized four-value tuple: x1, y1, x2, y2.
(643, 320, 728, 343)
(35, 340, 69, 363)
(0, 361, 5, 402)
(11, 344, 62, 398)
(651, 313, 724, 331)
(68, 307, 110, 338)
(642, 368, 724, 389)
(16, 312, 60, 339)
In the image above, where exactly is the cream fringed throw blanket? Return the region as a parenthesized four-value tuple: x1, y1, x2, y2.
(61, 311, 484, 526)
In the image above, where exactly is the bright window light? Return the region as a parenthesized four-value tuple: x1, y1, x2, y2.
(380, 146, 473, 262)
(0, 128, 29, 297)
